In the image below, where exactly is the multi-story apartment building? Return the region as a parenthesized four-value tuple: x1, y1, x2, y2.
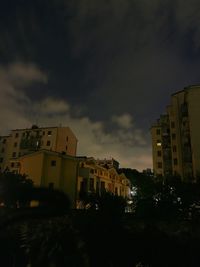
(151, 85, 200, 181)
(0, 125, 78, 172)
(11, 152, 130, 208)
(77, 157, 131, 208)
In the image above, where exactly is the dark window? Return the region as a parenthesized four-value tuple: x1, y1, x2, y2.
(18, 152, 21, 157)
(43, 131, 45, 135)
(1, 148, 5, 153)
(3, 139, 6, 144)
(174, 158, 178, 165)
(14, 142, 17, 147)
(171, 122, 175, 128)
(12, 152, 16, 158)
(101, 181, 105, 191)
(172, 133, 176, 140)
(156, 129, 161, 135)
(46, 141, 51, 146)
(173, 145, 177, 152)
(48, 131, 52, 136)
(15, 133, 19, 138)
(80, 178, 87, 192)
(66, 136, 68, 142)
(49, 183, 54, 189)
(157, 151, 162, 157)
(66, 146, 68, 151)
(89, 178, 94, 191)
(90, 169, 94, 174)
(22, 132, 25, 137)
(0, 158, 3, 163)
(51, 160, 56, 166)
(157, 162, 162, 168)
(115, 187, 118, 195)
(11, 162, 15, 168)
(96, 181, 99, 193)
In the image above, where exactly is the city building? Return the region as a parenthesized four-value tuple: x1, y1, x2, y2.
(151, 85, 200, 181)
(95, 158, 120, 170)
(14, 152, 130, 208)
(0, 125, 78, 172)
(77, 157, 131, 208)
(17, 150, 79, 208)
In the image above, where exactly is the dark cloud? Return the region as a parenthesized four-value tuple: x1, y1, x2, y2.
(0, 1, 200, 169)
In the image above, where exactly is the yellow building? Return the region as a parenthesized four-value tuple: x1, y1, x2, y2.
(151, 85, 200, 181)
(15, 152, 130, 209)
(18, 150, 79, 208)
(77, 157, 131, 208)
(0, 125, 78, 172)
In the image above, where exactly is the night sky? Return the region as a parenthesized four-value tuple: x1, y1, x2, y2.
(0, 0, 200, 170)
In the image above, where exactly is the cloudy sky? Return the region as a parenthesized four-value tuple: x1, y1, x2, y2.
(0, 0, 200, 170)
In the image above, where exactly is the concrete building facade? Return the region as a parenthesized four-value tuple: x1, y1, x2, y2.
(77, 157, 131, 208)
(15, 152, 130, 208)
(18, 150, 79, 208)
(151, 85, 200, 181)
(0, 125, 78, 172)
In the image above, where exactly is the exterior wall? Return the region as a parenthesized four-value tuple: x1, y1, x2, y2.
(18, 151, 79, 208)
(187, 87, 200, 178)
(56, 127, 77, 156)
(0, 126, 78, 172)
(151, 125, 163, 176)
(77, 159, 131, 207)
(0, 136, 11, 171)
(151, 85, 200, 181)
(19, 153, 44, 186)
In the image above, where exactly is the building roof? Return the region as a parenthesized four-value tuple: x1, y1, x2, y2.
(18, 149, 79, 161)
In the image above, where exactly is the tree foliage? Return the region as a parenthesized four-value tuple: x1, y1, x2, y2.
(0, 171, 33, 207)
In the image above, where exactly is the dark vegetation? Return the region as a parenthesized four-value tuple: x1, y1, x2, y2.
(1, 171, 200, 266)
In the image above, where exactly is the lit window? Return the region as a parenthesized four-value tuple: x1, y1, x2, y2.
(156, 141, 162, 146)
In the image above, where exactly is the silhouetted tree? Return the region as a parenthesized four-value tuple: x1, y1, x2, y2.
(0, 172, 33, 208)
